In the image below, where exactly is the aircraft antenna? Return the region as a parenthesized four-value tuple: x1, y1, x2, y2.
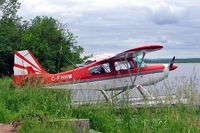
(59, 44, 77, 69)
(66, 56, 77, 68)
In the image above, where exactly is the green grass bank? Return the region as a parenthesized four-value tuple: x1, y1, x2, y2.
(0, 77, 200, 133)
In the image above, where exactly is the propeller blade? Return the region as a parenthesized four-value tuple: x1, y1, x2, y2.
(169, 56, 175, 69)
(169, 56, 177, 71)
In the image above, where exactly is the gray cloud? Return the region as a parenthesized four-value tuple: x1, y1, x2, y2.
(149, 2, 187, 25)
(17, 0, 200, 58)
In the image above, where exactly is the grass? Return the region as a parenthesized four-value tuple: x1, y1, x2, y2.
(0, 77, 200, 132)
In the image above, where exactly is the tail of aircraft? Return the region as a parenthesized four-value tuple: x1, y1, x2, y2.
(13, 50, 47, 86)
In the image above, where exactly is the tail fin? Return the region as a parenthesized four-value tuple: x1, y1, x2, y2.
(13, 50, 47, 86)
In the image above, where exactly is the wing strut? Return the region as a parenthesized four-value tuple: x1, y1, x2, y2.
(111, 52, 146, 98)
(100, 52, 155, 104)
(112, 52, 146, 98)
(132, 52, 146, 86)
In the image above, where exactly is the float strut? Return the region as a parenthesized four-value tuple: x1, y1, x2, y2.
(100, 90, 112, 103)
(137, 85, 155, 100)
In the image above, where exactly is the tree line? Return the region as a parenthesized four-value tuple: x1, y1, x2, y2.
(0, 0, 84, 77)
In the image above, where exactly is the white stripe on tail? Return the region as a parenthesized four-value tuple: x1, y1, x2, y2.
(13, 50, 47, 86)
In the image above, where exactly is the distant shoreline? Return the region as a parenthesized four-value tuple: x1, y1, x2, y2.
(145, 58, 200, 63)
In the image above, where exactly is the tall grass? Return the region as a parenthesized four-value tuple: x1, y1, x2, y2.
(0, 77, 73, 132)
(0, 77, 200, 132)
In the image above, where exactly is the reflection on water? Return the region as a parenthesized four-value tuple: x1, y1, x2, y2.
(71, 63, 200, 102)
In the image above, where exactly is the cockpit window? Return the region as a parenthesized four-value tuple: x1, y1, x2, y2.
(89, 63, 111, 75)
(115, 61, 134, 71)
(76, 60, 94, 68)
(85, 60, 93, 65)
(134, 56, 146, 68)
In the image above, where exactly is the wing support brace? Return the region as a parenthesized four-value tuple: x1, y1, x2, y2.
(99, 52, 155, 104)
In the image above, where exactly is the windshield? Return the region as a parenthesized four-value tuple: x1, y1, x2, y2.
(133, 56, 146, 68)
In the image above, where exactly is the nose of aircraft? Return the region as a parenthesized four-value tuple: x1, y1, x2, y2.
(169, 64, 178, 71)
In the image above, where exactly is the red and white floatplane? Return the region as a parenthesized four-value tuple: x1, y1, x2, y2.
(13, 44, 177, 103)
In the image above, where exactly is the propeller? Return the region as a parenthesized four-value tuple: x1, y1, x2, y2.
(169, 56, 177, 71)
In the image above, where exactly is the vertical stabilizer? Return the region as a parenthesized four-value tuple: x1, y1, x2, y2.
(13, 50, 47, 86)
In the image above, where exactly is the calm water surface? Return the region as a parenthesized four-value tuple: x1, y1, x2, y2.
(167, 63, 200, 88)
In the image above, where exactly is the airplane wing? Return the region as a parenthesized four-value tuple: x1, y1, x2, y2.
(98, 44, 163, 63)
(82, 44, 163, 66)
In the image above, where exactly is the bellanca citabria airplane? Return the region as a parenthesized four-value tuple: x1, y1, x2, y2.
(13, 44, 177, 103)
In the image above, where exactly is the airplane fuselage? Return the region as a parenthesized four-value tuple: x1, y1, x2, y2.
(44, 61, 170, 90)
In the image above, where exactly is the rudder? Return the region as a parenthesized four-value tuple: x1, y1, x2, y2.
(13, 50, 47, 86)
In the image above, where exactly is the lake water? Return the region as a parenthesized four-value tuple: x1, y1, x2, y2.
(151, 63, 200, 97)
(167, 63, 200, 86)
(71, 63, 200, 102)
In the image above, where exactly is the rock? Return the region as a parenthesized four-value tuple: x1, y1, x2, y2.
(68, 119, 90, 133)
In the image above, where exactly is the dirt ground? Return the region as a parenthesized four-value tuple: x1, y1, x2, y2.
(0, 123, 18, 133)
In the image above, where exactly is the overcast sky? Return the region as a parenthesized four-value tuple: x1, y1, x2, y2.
(17, 0, 200, 58)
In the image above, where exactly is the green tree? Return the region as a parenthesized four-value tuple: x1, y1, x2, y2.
(0, 0, 21, 76)
(0, 0, 20, 19)
(0, 0, 84, 77)
(20, 16, 83, 73)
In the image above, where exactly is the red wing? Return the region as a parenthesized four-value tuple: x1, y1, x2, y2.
(98, 44, 163, 63)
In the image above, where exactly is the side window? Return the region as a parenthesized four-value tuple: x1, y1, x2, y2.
(89, 63, 111, 75)
(115, 61, 134, 71)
